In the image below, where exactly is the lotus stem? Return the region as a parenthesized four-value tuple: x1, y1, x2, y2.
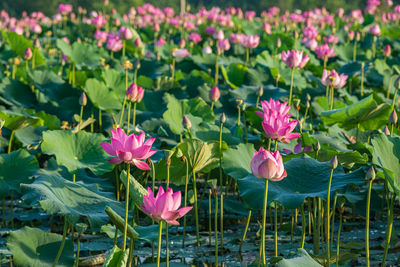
(246, 48, 250, 64)
(75, 234, 81, 267)
(73, 174, 76, 182)
(98, 110, 102, 132)
(308, 200, 312, 235)
(209, 190, 212, 246)
(132, 102, 137, 128)
(118, 69, 129, 127)
(353, 40, 357, 61)
(157, 221, 163, 267)
(53, 217, 67, 267)
(331, 192, 338, 250)
(7, 130, 15, 154)
(192, 169, 200, 246)
(78, 106, 84, 131)
(336, 212, 343, 267)
(182, 158, 189, 247)
(90, 112, 94, 133)
(372, 36, 376, 58)
(386, 76, 393, 99)
(122, 40, 126, 57)
(166, 223, 169, 267)
(365, 177, 374, 267)
(326, 168, 334, 265)
(274, 202, 278, 257)
(301, 204, 306, 248)
(151, 160, 156, 262)
(215, 188, 219, 266)
(289, 68, 295, 105)
(10, 190, 14, 228)
(256, 95, 260, 108)
(291, 209, 294, 242)
(361, 63, 365, 97)
(323, 56, 327, 69)
(215, 54, 219, 85)
(313, 197, 320, 255)
(72, 64, 76, 87)
(171, 58, 176, 81)
(127, 102, 132, 135)
(239, 210, 252, 252)
(220, 192, 224, 251)
(391, 88, 399, 111)
(381, 194, 395, 267)
(123, 164, 131, 251)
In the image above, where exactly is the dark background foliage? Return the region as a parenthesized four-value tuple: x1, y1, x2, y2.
(1, 0, 399, 17)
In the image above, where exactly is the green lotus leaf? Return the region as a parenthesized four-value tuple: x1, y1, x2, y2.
(0, 149, 38, 198)
(321, 95, 392, 131)
(0, 78, 36, 108)
(0, 110, 42, 131)
(371, 133, 400, 195)
(276, 248, 322, 267)
(84, 78, 122, 111)
(21, 174, 124, 227)
(41, 130, 112, 176)
(6, 226, 74, 267)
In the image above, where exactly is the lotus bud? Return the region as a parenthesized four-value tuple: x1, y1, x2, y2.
(330, 155, 338, 169)
(306, 93, 311, 101)
(389, 109, 398, 124)
(276, 38, 281, 48)
(134, 38, 141, 47)
(179, 39, 186, 48)
(356, 32, 361, 41)
(306, 100, 310, 109)
(210, 86, 220, 102)
(384, 125, 390, 135)
(383, 45, 391, 58)
(79, 92, 87, 106)
(182, 115, 191, 130)
(34, 38, 41, 49)
(122, 60, 133, 70)
(135, 60, 141, 69)
(24, 47, 33, 60)
(257, 86, 264, 97)
(366, 166, 375, 181)
(314, 141, 321, 152)
(181, 155, 186, 163)
(295, 99, 300, 111)
(338, 205, 344, 214)
(220, 113, 226, 124)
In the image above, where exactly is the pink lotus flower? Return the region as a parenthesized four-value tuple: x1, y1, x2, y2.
(283, 141, 312, 155)
(281, 50, 310, 68)
(213, 29, 225, 40)
(315, 44, 336, 59)
(263, 23, 272, 34)
(321, 69, 348, 89)
(241, 35, 260, 49)
(92, 15, 107, 29)
(106, 34, 123, 52)
(24, 47, 32, 60)
(202, 46, 213, 54)
(94, 30, 108, 43)
(250, 147, 287, 181)
(155, 37, 166, 47)
(172, 48, 190, 58)
(304, 38, 318, 51)
(126, 83, 144, 103)
(257, 98, 291, 119)
(118, 26, 133, 40)
(188, 32, 202, 44)
(217, 39, 230, 54)
(323, 34, 339, 45)
(141, 187, 192, 225)
(99, 128, 156, 170)
(230, 33, 245, 44)
(210, 86, 220, 102)
(262, 114, 301, 143)
(369, 24, 381, 36)
(58, 4, 73, 15)
(205, 26, 216, 35)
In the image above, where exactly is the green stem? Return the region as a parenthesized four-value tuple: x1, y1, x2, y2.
(122, 40, 126, 57)
(98, 110, 102, 132)
(208, 190, 212, 246)
(261, 180, 269, 264)
(313, 197, 320, 255)
(127, 102, 132, 134)
(391, 88, 398, 111)
(128, 207, 135, 267)
(289, 68, 295, 105)
(331, 192, 338, 250)
(182, 159, 189, 247)
(245, 48, 249, 64)
(132, 102, 137, 128)
(274, 202, 278, 257)
(8, 130, 15, 154)
(215, 54, 219, 85)
(365, 178, 373, 267)
(301, 204, 306, 248)
(210, 101, 214, 112)
(255, 96, 260, 108)
(75, 236, 81, 267)
(123, 164, 131, 251)
(386, 76, 393, 99)
(336, 213, 342, 267)
(73, 174, 76, 182)
(78, 105, 84, 131)
(157, 221, 163, 267)
(353, 40, 357, 61)
(381, 195, 395, 267)
(215, 190, 219, 266)
(90, 112, 94, 133)
(52, 217, 67, 267)
(171, 58, 176, 81)
(220, 192, 224, 251)
(10, 191, 14, 228)
(361, 64, 365, 97)
(326, 169, 334, 265)
(239, 210, 252, 253)
(372, 37, 376, 58)
(192, 169, 200, 246)
(166, 223, 169, 267)
(219, 122, 223, 188)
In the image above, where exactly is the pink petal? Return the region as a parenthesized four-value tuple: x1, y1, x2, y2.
(99, 142, 116, 156)
(108, 158, 123, 164)
(134, 160, 151, 170)
(176, 206, 193, 217)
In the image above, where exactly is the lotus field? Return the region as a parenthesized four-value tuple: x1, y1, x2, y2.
(1, 1, 400, 266)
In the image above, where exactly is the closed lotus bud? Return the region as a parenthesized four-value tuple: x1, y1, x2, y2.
(306, 100, 310, 109)
(182, 115, 191, 130)
(383, 45, 391, 58)
(276, 38, 281, 48)
(135, 60, 141, 69)
(366, 166, 375, 181)
(210, 86, 220, 102)
(330, 155, 338, 169)
(389, 109, 398, 124)
(257, 86, 264, 97)
(306, 93, 311, 101)
(79, 92, 87, 106)
(356, 32, 361, 42)
(220, 113, 226, 124)
(338, 205, 345, 214)
(179, 39, 186, 48)
(295, 99, 300, 111)
(122, 60, 133, 70)
(384, 125, 390, 135)
(314, 141, 320, 152)
(24, 47, 33, 60)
